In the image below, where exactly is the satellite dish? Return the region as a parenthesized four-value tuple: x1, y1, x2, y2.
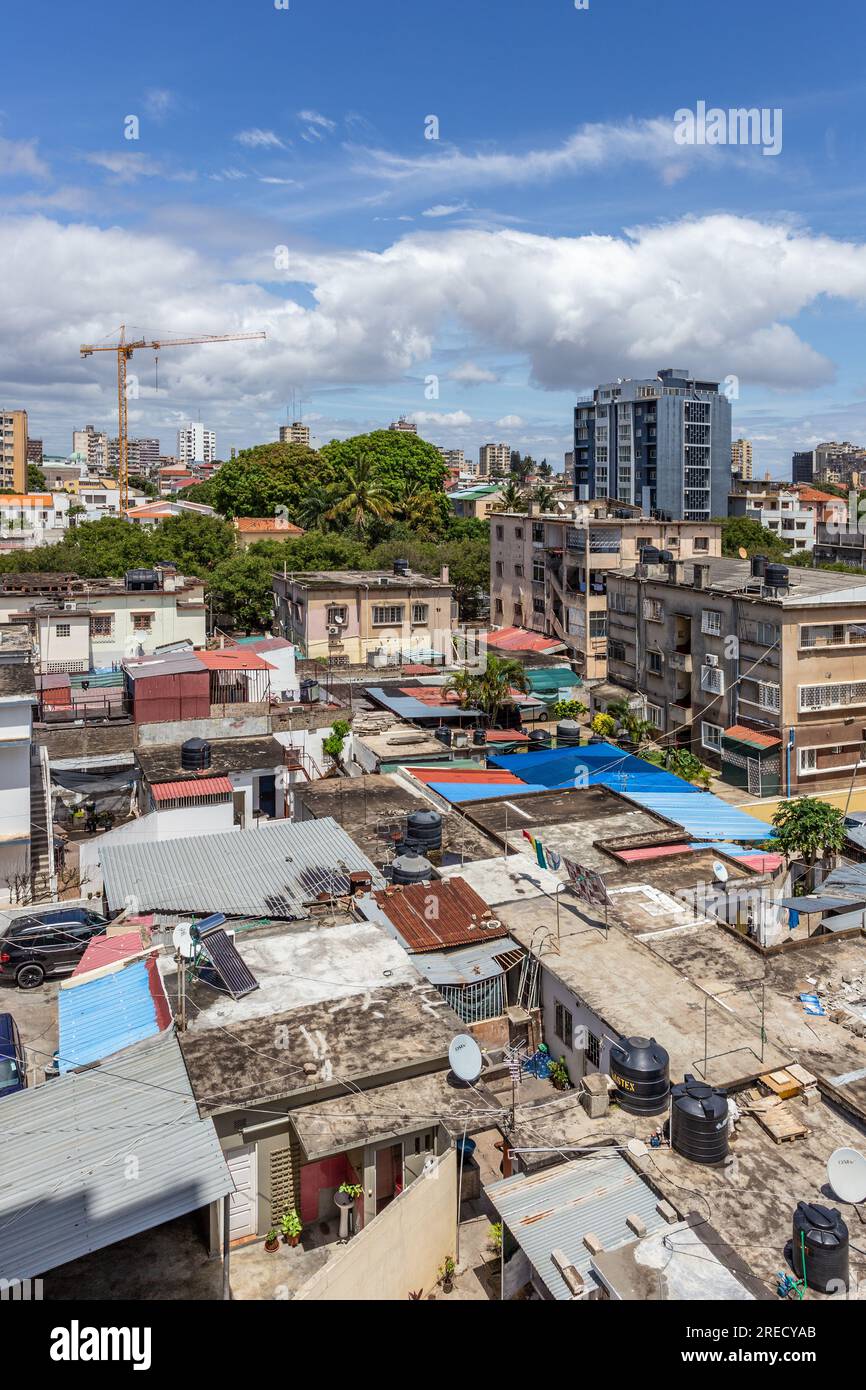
(172, 922, 194, 960)
(738, 547, 749, 560)
(449, 1033, 483, 1084)
(713, 861, 729, 883)
(828, 1147, 866, 1204)
(627, 1138, 648, 1158)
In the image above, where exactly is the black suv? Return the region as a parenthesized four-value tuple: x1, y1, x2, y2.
(0, 908, 111, 989)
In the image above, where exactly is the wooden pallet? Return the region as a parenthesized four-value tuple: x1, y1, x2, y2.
(752, 1100, 809, 1144)
(760, 1069, 804, 1100)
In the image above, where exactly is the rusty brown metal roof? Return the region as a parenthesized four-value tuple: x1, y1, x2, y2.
(373, 878, 507, 952)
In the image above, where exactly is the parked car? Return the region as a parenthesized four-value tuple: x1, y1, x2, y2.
(0, 909, 111, 989)
(0, 1013, 25, 1095)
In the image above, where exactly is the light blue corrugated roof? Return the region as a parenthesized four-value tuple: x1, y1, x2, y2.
(487, 1151, 667, 1300)
(58, 959, 167, 1073)
(488, 743, 774, 843)
(425, 780, 550, 803)
(365, 688, 480, 719)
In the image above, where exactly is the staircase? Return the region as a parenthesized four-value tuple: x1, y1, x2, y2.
(29, 747, 53, 898)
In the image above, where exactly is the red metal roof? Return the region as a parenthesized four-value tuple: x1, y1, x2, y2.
(724, 724, 781, 749)
(399, 685, 459, 705)
(616, 843, 693, 862)
(487, 626, 564, 654)
(195, 649, 272, 670)
(373, 879, 506, 951)
(71, 931, 149, 977)
(484, 728, 530, 742)
(738, 852, 783, 872)
(151, 776, 233, 802)
(409, 767, 524, 785)
(401, 664, 440, 675)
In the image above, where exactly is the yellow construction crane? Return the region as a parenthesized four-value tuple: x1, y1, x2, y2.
(79, 323, 267, 508)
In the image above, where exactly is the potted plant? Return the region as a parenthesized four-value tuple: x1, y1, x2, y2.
(335, 1182, 363, 1242)
(487, 1222, 502, 1255)
(439, 1256, 456, 1294)
(338, 1182, 362, 1201)
(549, 1057, 572, 1092)
(264, 1227, 280, 1253)
(281, 1207, 302, 1247)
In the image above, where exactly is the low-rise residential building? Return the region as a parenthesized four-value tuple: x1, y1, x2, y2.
(279, 421, 311, 446)
(605, 554, 866, 796)
(728, 482, 845, 551)
(273, 565, 455, 666)
(233, 516, 305, 548)
(0, 566, 207, 672)
(448, 483, 505, 520)
(125, 499, 215, 526)
(490, 503, 722, 680)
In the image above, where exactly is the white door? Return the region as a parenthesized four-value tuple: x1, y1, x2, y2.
(226, 1144, 258, 1240)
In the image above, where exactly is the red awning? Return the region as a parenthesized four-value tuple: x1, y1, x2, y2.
(151, 776, 233, 802)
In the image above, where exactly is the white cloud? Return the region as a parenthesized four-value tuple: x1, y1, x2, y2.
(8, 213, 866, 445)
(497, 414, 524, 428)
(0, 136, 49, 179)
(259, 176, 298, 186)
(351, 115, 761, 194)
(85, 151, 167, 182)
(234, 128, 286, 150)
(298, 110, 336, 143)
(410, 410, 473, 427)
(143, 88, 175, 122)
(451, 361, 499, 386)
(422, 202, 470, 218)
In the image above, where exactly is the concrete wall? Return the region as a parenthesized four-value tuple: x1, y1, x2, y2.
(136, 712, 271, 746)
(294, 1148, 457, 1301)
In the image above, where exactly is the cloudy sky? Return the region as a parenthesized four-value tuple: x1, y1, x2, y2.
(4, 0, 866, 473)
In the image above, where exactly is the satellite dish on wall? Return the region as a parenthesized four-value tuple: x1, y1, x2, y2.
(449, 1033, 483, 1084)
(172, 922, 194, 960)
(828, 1148, 866, 1205)
(738, 547, 749, 560)
(713, 861, 729, 883)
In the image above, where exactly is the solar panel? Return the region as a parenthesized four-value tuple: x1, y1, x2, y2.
(298, 866, 352, 901)
(198, 926, 260, 999)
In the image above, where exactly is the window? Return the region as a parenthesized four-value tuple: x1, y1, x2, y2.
(513, 604, 523, 624)
(132, 613, 152, 631)
(533, 597, 545, 614)
(646, 702, 664, 729)
(55, 622, 71, 638)
(326, 605, 348, 625)
(608, 639, 626, 662)
(495, 526, 504, 541)
(91, 615, 112, 637)
(799, 681, 866, 712)
(495, 561, 503, 577)
(532, 560, 545, 583)
(693, 536, 709, 552)
(495, 598, 504, 615)
(701, 664, 724, 695)
(586, 1031, 600, 1067)
(532, 523, 544, 544)
(554, 1000, 573, 1049)
(701, 721, 723, 751)
(372, 605, 404, 625)
(758, 681, 780, 712)
(411, 603, 429, 625)
(800, 622, 855, 649)
(589, 615, 607, 640)
(701, 609, 723, 636)
(643, 598, 664, 622)
(514, 527, 523, 540)
(647, 650, 663, 675)
(798, 747, 817, 774)
(514, 564, 524, 577)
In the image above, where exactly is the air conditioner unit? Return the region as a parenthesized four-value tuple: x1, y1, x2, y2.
(327, 624, 340, 636)
(704, 654, 719, 668)
(62, 602, 77, 611)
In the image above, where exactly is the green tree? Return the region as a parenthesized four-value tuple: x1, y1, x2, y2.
(719, 516, 789, 560)
(296, 482, 335, 532)
(476, 653, 529, 727)
(320, 429, 449, 519)
(324, 453, 395, 538)
(550, 698, 587, 721)
(175, 479, 215, 506)
(442, 667, 481, 709)
(151, 512, 237, 575)
(771, 797, 846, 887)
(208, 551, 275, 631)
(607, 698, 656, 750)
(495, 478, 527, 512)
(590, 712, 617, 740)
(128, 473, 158, 500)
(210, 441, 324, 519)
(27, 463, 47, 490)
(532, 484, 556, 511)
(537, 460, 554, 479)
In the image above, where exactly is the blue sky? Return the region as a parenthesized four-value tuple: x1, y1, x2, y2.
(4, 0, 866, 473)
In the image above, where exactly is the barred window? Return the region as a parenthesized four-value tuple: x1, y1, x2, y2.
(372, 605, 404, 625)
(554, 1001, 573, 1049)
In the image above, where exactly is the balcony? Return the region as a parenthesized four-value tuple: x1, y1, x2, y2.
(669, 652, 692, 672)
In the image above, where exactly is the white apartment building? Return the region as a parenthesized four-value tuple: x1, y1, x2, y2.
(72, 425, 108, 473)
(728, 484, 846, 552)
(279, 421, 311, 446)
(177, 422, 216, 464)
(437, 447, 467, 472)
(479, 442, 511, 477)
(389, 417, 417, 434)
(731, 437, 753, 480)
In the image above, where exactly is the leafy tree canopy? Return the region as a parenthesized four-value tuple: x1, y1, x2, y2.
(209, 441, 323, 520)
(27, 463, 46, 490)
(771, 796, 846, 867)
(718, 516, 789, 560)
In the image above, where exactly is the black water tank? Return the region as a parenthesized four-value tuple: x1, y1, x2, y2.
(792, 1203, 849, 1293)
(393, 558, 410, 577)
(751, 553, 768, 578)
(299, 678, 320, 703)
(765, 563, 789, 590)
(557, 719, 581, 747)
(390, 851, 433, 885)
(406, 809, 442, 852)
(657, 549, 674, 564)
(529, 728, 552, 748)
(670, 1075, 729, 1164)
(609, 1036, 670, 1116)
(434, 725, 452, 747)
(181, 737, 211, 771)
(640, 546, 661, 565)
(472, 727, 487, 747)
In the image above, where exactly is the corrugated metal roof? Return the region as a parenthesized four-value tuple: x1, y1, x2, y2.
(625, 793, 774, 843)
(0, 1033, 232, 1281)
(427, 780, 550, 803)
(195, 649, 271, 670)
(58, 957, 172, 1072)
(487, 626, 565, 654)
(151, 776, 233, 802)
(411, 936, 522, 985)
(100, 816, 384, 917)
(487, 1152, 666, 1300)
(365, 688, 481, 719)
(72, 931, 146, 976)
(373, 879, 506, 951)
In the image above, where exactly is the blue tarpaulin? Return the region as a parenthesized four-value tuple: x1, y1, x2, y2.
(487, 743, 774, 843)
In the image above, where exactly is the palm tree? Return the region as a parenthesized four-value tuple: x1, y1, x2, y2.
(532, 484, 556, 511)
(442, 666, 481, 709)
(477, 654, 530, 727)
(324, 453, 394, 538)
(511, 455, 534, 484)
(537, 460, 553, 479)
(607, 698, 656, 751)
(495, 478, 527, 512)
(297, 483, 334, 531)
(396, 480, 443, 532)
